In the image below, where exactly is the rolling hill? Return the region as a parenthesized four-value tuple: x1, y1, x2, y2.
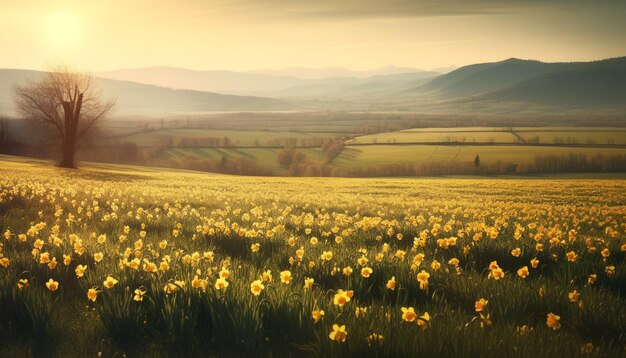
(414, 58, 581, 97)
(478, 57, 626, 106)
(97, 67, 306, 95)
(403, 56, 626, 112)
(97, 58, 626, 112)
(2, 56, 626, 116)
(249, 65, 428, 79)
(98, 66, 440, 98)
(0, 69, 283, 116)
(266, 71, 440, 98)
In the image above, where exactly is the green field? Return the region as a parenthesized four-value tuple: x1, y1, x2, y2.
(332, 144, 626, 168)
(517, 131, 626, 145)
(351, 127, 626, 145)
(111, 128, 344, 147)
(121, 127, 626, 176)
(151, 147, 327, 173)
(402, 126, 626, 132)
(0, 155, 625, 356)
(350, 131, 517, 144)
(401, 127, 511, 132)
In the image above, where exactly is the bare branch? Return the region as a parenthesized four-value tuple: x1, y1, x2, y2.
(12, 65, 116, 167)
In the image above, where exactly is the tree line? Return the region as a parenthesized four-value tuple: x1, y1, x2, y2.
(274, 138, 346, 176)
(174, 136, 345, 148)
(171, 157, 269, 176)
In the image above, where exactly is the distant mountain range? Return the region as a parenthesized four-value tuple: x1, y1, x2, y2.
(1, 57, 625, 116)
(96, 66, 441, 97)
(96, 57, 626, 110)
(264, 71, 440, 99)
(248, 65, 438, 79)
(98, 67, 305, 95)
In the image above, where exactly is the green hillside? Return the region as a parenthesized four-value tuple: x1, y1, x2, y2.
(415, 58, 578, 97)
(481, 58, 626, 106)
(410, 57, 626, 112)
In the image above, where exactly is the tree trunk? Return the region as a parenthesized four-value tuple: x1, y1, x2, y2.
(59, 94, 82, 168)
(60, 139, 76, 168)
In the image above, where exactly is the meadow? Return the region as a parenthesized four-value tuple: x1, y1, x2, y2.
(8, 111, 626, 177)
(89, 125, 626, 177)
(350, 127, 626, 145)
(0, 154, 625, 357)
(349, 129, 518, 144)
(332, 145, 626, 169)
(151, 147, 327, 174)
(110, 128, 344, 147)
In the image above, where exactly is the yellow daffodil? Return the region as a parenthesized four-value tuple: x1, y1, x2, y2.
(46, 278, 59, 292)
(280, 270, 292, 284)
(546, 312, 561, 330)
(329, 324, 347, 342)
(401, 307, 417, 322)
(87, 288, 98, 302)
(250, 280, 265, 296)
(312, 308, 324, 323)
(103, 276, 118, 289)
(475, 298, 488, 312)
(133, 288, 146, 301)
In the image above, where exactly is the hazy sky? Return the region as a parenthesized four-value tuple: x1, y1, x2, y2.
(1, 0, 624, 71)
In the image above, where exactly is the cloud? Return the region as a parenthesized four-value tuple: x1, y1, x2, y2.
(209, 0, 623, 20)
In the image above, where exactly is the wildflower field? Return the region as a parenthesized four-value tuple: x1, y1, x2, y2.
(0, 155, 625, 357)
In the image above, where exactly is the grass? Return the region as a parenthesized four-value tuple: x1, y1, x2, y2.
(517, 130, 626, 145)
(401, 127, 512, 132)
(150, 147, 327, 173)
(109, 128, 344, 147)
(332, 144, 626, 168)
(112, 126, 626, 175)
(350, 131, 517, 144)
(351, 127, 626, 145)
(401, 126, 626, 132)
(0, 155, 625, 356)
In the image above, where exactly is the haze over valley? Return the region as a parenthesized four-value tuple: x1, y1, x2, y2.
(2, 56, 625, 116)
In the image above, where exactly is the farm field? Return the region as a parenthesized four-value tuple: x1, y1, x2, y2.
(109, 128, 345, 147)
(332, 144, 626, 168)
(402, 127, 512, 132)
(0, 155, 625, 356)
(349, 130, 518, 144)
(402, 127, 626, 132)
(350, 127, 626, 145)
(89, 125, 626, 176)
(516, 131, 626, 145)
(150, 147, 327, 173)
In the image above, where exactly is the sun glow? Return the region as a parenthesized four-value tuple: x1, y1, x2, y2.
(44, 11, 81, 48)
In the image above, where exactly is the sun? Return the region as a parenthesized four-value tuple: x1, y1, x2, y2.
(44, 11, 82, 48)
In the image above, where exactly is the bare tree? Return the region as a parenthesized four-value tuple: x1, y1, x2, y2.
(13, 65, 115, 168)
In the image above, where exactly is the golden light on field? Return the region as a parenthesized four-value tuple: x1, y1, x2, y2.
(0, 156, 625, 355)
(43, 11, 81, 49)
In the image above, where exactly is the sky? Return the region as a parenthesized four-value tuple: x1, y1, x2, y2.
(1, 0, 625, 72)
